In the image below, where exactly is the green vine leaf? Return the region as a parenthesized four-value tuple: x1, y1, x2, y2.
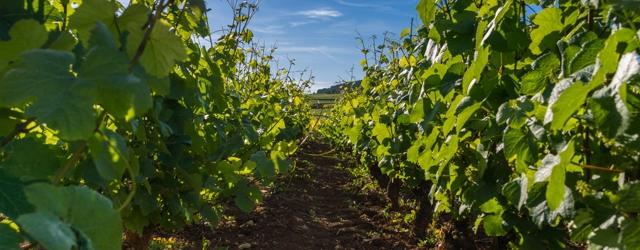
(568, 39, 604, 74)
(0, 171, 34, 219)
(622, 218, 640, 249)
(619, 183, 640, 213)
(69, 0, 118, 45)
(17, 212, 78, 250)
(250, 151, 276, 183)
(234, 180, 262, 213)
(24, 183, 123, 250)
(416, 0, 437, 25)
(483, 214, 507, 236)
(590, 28, 638, 87)
(0, 137, 59, 181)
(0, 223, 21, 250)
(0, 19, 48, 76)
(0, 49, 96, 141)
(503, 127, 537, 173)
(88, 130, 130, 181)
(529, 8, 564, 55)
(126, 19, 187, 77)
(520, 53, 560, 95)
(82, 22, 152, 120)
(547, 80, 591, 130)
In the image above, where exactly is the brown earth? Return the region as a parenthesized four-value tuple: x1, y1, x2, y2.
(171, 141, 421, 250)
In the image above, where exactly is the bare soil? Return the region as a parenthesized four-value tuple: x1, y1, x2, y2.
(171, 141, 421, 250)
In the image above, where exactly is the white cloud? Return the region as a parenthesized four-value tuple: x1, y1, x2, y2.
(289, 20, 317, 27)
(335, 0, 388, 9)
(296, 8, 343, 19)
(252, 25, 286, 34)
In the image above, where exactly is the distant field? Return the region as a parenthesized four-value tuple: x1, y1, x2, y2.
(307, 94, 341, 109)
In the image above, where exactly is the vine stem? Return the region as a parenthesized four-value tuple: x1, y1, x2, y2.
(61, 0, 69, 31)
(296, 114, 323, 148)
(128, 0, 175, 72)
(572, 162, 623, 173)
(0, 117, 37, 148)
(53, 141, 87, 184)
(117, 159, 138, 212)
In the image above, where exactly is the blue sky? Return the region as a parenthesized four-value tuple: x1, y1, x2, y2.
(206, 0, 420, 91)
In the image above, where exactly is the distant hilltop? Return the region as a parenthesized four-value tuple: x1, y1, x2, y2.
(316, 80, 361, 94)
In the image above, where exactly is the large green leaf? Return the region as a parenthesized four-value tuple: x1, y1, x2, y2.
(589, 51, 640, 138)
(483, 214, 507, 236)
(591, 227, 623, 249)
(619, 183, 640, 213)
(622, 218, 640, 249)
(69, 0, 118, 45)
(520, 53, 560, 95)
(535, 142, 574, 211)
(250, 151, 275, 183)
(527, 182, 574, 226)
(529, 8, 563, 55)
(462, 47, 489, 95)
(88, 130, 130, 181)
(0, 50, 96, 141)
(568, 39, 604, 74)
(501, 174, 528, 211)
(480, 198, 504, 214)
(520, 70, 547, 95)
(234, 180, 262, 213)
(81, 22, 152, 120)
(455, 96, 482, 132)
(17, 212, 78, 250)
(0, 171, 33, 219)
(126, 18, 187, 77)
(0, 223, 21, 250)
(547, 80, 591, 130)
(24, 183, 123, 250)
(206, 60, 228, 112)
(590, 28, 638, 87)
(0, 137, 59, 180)
(589, 52, 635, 138)
(416, 0, 437, 26)
(503, 127, 537, 173)
(496, 96, 533, 127)
(372, 122, 391, 142)
(0, 19, 48, 75)
(546, 162, 566, 211)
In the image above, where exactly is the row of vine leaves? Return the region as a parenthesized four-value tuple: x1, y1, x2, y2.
(0, 0, 310, 249)
(324, 0, 640, 248)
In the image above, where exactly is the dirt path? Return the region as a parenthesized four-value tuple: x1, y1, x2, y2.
(179, 141, 418, 249)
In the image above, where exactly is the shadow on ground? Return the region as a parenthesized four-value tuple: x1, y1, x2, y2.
(171, 141, 418, 250)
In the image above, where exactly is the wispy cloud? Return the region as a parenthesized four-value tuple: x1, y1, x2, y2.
(252, 25, 286, 34)
(289, 20, 317, 27)
(296, 8, 343, 19)
(334, 0, 389, 9)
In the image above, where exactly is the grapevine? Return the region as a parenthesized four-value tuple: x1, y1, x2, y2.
(0, 0, 309, 249)
(324, 0, 640, 248)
